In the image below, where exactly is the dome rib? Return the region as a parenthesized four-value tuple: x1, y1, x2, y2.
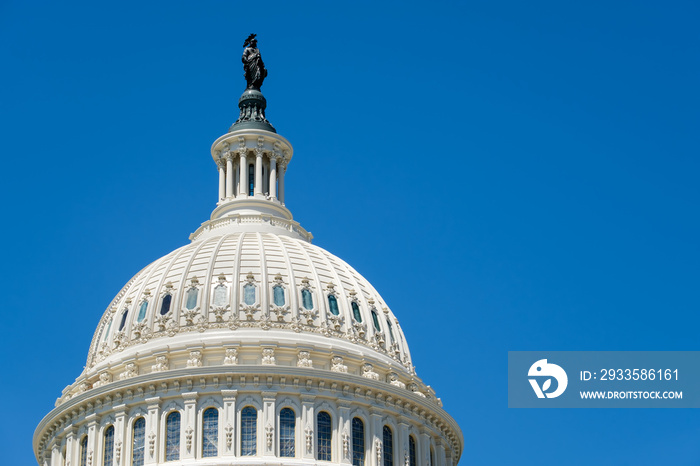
(229, 232, 245, 320)
(320, 248, 376, 337)
(85, 267, 144, 369)
(271, 233, 299, 322)
(313, 242, 352, 334)
(148, 240, 193, 329)
(256, 232, 270, 322)
(291, 235, 329, 328)
(173, 231, 212, 319)
(202, 234, 234, 323)
(120, 249, 179, 347)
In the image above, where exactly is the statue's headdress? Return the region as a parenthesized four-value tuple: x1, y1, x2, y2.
(243, 34, 257, 47)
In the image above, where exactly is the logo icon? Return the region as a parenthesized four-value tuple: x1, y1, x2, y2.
(528, 359, 568, 398)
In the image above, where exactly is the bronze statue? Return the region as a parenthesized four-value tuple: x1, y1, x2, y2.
(242, 34, 267, 90)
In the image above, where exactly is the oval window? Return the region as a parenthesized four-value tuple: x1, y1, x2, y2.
(160, 294, 172, 315)
(118, 309, 129, 331)
(351, 301, 362, 322)
(301, 289, 314, 310)
(214, 284, 227, 307)
(327, 295, 339, 315)
(137, 301, 148, 322)
(371, 309, 381, 331)
(273, 285, 285, 306)
(244, 284, 256, 305)
(185, 288, 198, 310)
(103, 319, 113, 341)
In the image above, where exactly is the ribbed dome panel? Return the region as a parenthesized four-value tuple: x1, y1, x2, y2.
(86, 232, 412, 377)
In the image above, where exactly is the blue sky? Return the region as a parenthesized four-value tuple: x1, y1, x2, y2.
(2, 1, 699, 464)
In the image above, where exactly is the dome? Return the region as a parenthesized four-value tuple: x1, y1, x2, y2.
(34, 42, 462, 466)
(84, 229, 414, 383)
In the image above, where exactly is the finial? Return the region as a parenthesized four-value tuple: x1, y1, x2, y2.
(242, 33, 267, 90)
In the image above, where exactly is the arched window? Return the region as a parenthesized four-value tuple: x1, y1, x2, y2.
(327, 295, 339, 315)
(118, 309, 129, 331)
(103, 425, 114, 466)
(185, 288, 198, 310)
(241, 406, 257, 456)
(430, 446, 435, 466)
(213, 284, 227, 307)
(382, 425, 393, 466)
(408, 435, 417, 466)
(301, 289, 313, 310)
(386, 318, 395, 343)
(248, 163, 255, 196)
(136, 301, 148, 322)
(79, 436, 88, 466)
(202, 408, 218, 457)
(243, 284, 256, 306)
(279, 407, 295, 457)
(351, 417, 365, 466)
(371, 310, 381, 332)
(273, 285, 285, 306)
(351, 301, 362, 322)
(165, 411, 180, 461)
(132, 417, 145, 466)
(316, 411, 332, 461)
(160, 294, 172, 315)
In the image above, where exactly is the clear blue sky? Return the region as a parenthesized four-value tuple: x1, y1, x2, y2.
(2, 1, 699, 464)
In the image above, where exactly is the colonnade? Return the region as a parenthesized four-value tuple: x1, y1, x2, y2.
(45, 390, 452, 466)
(217, 149, 286, 204)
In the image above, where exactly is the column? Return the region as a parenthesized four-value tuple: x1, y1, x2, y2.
(301, 395, 315, 460)
(65, 428, 77, 466)
(182, 392, 197, 460)
(50, 442, 60, 466)
(86, 414, 99, 466)
(114, 405, 127, 466)
(254, 149, 263, 196)
(60, 439, 66, 466)
(144, 397, 160, 465)
(369, 409, 382, 466)
(437, 439, 446, 466)
(218, 161, 225, 201)
(262, 392, 276, 457)
(398, 418, 409, 466)
(269, 156, 277, 200)
(338, 402, 352, 464)
(278, 161, 285, 204)
(239, 151, 248, 196)
(419, 430, 431, 466)
(221, 390, 237, 458)
(225, 153, 234, 199)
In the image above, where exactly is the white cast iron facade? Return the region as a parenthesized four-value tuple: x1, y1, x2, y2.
(33, 94, 463, 466)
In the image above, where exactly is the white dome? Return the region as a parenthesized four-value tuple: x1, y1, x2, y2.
(34, 85, 462, 466)
(86, 229, 413, 379)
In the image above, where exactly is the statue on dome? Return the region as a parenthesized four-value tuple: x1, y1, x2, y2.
(242, 34, 267, 90)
